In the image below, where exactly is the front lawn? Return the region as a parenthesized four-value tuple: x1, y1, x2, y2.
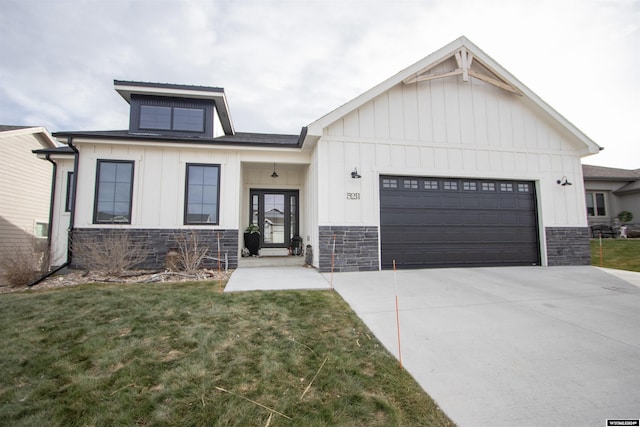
(0, 282, 453, 426)
(590, 238, 640, 272)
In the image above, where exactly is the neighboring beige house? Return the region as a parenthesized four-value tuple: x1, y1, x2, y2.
(0, 125, 58, 260)
(582, 164, 640, 228)
(41, 37, 602, 272)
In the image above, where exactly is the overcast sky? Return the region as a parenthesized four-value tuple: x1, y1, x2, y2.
(1, 0, 638, 169)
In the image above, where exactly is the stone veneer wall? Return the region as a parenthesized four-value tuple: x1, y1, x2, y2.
(71, 228, 238, 270)
(545, 227, 591, 266)
(318, 226, 379, 272)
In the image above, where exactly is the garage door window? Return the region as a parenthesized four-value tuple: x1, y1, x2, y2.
(482, 182, 495, 191)
(444, 181, 458, 190)
(463, 182, 477, 191)
(500, 183, 514, 192)
(424, 180, 438, 190)
(518, 183, 530, 192)
(404, 179, 419, 189)
(382, 178, 398, 189)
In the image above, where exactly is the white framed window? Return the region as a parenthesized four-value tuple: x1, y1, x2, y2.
(586, 192, 606, 216)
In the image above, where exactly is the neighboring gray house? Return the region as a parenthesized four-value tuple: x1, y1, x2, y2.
(582, 164, 640, 229)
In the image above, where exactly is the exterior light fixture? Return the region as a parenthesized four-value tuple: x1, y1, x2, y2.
(351, 168, 361, 179)
(556, 176, 572, 186)
(271, 163, 278, 178)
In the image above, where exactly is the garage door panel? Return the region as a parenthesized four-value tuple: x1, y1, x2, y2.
(380, 176, 540, 269)
(382, 225, 535, 242)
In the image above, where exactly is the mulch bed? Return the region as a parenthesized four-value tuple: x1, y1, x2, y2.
(0, 269, 234, 294)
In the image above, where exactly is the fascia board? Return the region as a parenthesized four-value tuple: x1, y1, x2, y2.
(114, 84, 224, 103)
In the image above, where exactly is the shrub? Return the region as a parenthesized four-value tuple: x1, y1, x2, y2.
(618, 211, 633, 223)
(72, 230, 149, 275)
(170, 231, 210, 273)
(627, 230, 640, 238)
(0, 238, 49, 287)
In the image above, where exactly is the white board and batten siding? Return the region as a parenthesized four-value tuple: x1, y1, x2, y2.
(317, 65, 589, 230)
(72, 142, 241, 229)
(71, 141, 312, 230)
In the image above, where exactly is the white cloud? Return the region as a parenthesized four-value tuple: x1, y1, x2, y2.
(1, 0, 638, 168)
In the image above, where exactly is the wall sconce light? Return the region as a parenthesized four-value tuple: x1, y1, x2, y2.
(271, 163, 279, 178)
(351, 168, 361, 179)
(556, 176, 572, 186)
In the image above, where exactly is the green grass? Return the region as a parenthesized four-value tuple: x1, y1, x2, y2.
(590, 239, 640, 272)
(0, 282, 453, 426)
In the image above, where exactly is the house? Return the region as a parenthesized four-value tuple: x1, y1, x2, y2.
(38, 36, 602, 273)
(582, 164, 640, 228)
(0, 125, 58, 260)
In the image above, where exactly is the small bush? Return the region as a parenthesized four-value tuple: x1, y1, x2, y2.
(170, 231, 210, 273)
(0, 239, 49, 287)
(628, 230, 640, 238)
(618, 211, 633, 223)
(72, 230, 149, 275)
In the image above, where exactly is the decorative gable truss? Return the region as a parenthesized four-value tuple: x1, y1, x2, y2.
(402, 46, 522, 95)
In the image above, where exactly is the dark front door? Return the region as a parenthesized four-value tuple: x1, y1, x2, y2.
(250, 189, 299, 248)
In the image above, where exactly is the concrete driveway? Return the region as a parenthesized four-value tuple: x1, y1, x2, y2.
(332, 266, 640, 427)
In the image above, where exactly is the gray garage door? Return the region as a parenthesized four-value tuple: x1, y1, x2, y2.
(380, 176, 540, 269)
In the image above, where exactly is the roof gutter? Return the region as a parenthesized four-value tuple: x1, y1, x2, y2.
(29, 137, 79, 288)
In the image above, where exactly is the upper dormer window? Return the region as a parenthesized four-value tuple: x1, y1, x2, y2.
(139, 105, 205, 132)
(116, 81, 234, 137)
(129, 94, 212, 136)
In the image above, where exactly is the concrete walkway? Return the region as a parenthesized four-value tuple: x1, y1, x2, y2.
(224, 265, 331, 292)
(331, 266, 640, 427)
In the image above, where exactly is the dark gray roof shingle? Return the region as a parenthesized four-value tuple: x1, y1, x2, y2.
(52, 130, 303, 148)
(582, 164, 640, 180)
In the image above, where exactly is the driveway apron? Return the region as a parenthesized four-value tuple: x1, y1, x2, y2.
(331, 266, 640, 427)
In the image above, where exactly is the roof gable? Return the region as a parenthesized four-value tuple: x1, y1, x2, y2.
(0, 125, 58, 148)
(306, 36, 601, 155)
